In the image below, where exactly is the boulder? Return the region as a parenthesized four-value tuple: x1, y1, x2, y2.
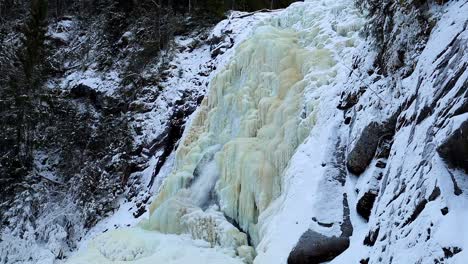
(288, 230, 350, 264)
(289, 192, 352, 263)
(356, 191, 377, 221)
(347, 112, 398, 175)
(69, 83, 103, 109)
(437, 120, 468, 173)
(346, 122, 382, 175)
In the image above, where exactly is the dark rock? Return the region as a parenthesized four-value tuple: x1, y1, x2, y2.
(447, 170, 463, 195)
(337, 90, 362, 110)
(452, 96, 468, 117)
(133, 205, 146, 218)
(416, 105, 432, 124)
(360, 258, 370, 264)
(341, 193, 353, 237)
(363, 227, 380, 246)
(379, 233, 387, 242)
(211, 41, 234, 58)
(357, 191, 377, 221)
(146, 113, 185, 188)
(326, 139, 347, 186)
(441, 207, 449, 215)
(344, 116, 352, 125)
(69, 84, 103, 108)
(442, 247, 462, 258)
(347, 122, 382, 175)
(347, 113, 397, 175)
(428, 186, 441, 201)
(128, 101, 152, 113)
(437, 120, 468, 173)
(289, 192, 352, 264)
(375, 159, 387, 168)
(312, 217, 333, 228)
(288, 230, 350, 264)
(48, 34, 68, 46)
(402, 198, 428, 227)
(375, 135, 394, 159)
(208, 34, 224, 46)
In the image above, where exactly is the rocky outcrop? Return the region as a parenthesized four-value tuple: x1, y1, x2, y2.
(289, 193, 353, 263)
(342, 1, 468, 263)
(337, 89, 364, 110)
(346, 122, 382, 175)
(437, 120, 468, 173)
(287, 230, 350, 264)
(356, 191, 377, 221)
(346, 117, 396, 175)
(288, 136, 353, 263)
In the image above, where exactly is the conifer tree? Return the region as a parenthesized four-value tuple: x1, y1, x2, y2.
(15, 0, 48, 167)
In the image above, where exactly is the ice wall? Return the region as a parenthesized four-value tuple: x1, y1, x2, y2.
(143, 0, 364, 256)
(253, 1, 364, 262)
(145, 23, 318, 248)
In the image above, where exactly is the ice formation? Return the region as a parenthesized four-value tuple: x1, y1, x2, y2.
(145, 23, 317, 247)
(67, 228, 244, 264)
(67, 0, 363, 262)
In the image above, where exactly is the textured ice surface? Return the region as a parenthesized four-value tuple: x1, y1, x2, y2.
(68, 228, 243, 264)
(147, 23, 317, 248)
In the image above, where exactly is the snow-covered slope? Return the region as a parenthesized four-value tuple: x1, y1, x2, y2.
(260, 0, 468, 263)
(333, 1, 468, 263)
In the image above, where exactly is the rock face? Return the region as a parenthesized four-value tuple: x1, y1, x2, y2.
(356, 191, 377, 221)
(437, 120, 468, 173)
(346, 122, 382, 175)
(346, 119, 395, 175)
(287, 230, 350, 264)
(340, 1, 468, 263)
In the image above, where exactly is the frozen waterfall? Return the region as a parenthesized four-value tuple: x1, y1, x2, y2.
(67, 1, 362, 263)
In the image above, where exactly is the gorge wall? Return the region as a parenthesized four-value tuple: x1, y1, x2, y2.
(0, 0, 466, 263)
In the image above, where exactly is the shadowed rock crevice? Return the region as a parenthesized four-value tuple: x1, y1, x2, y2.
(437, 120, 468, 173)
(363, 226, 380, 246)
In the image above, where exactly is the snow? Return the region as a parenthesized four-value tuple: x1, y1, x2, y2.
(60, 69, 122, 94)
(68, 228, 243, 264)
